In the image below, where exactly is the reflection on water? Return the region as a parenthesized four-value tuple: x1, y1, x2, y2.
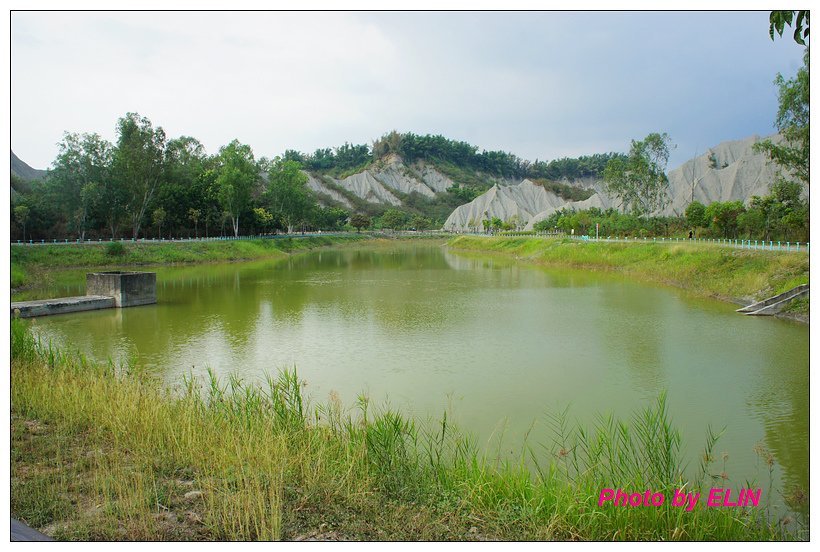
(28, 243, 809, 519)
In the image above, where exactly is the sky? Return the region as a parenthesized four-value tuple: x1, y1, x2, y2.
(10, 10, 807, 171)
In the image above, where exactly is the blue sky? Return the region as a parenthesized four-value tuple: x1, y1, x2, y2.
(10, 11, 806, 171)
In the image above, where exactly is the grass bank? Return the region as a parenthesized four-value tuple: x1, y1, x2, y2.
(448, 236, 809, 312)
(11, 320, 793, 541)
(10, 236, 368, 292)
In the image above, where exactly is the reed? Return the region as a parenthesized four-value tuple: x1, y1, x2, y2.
(11, 320, 795, 541)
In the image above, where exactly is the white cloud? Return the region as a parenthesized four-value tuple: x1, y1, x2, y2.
(11, 11, 805, 170)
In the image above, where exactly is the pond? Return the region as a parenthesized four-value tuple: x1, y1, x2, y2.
(25, 242, 809, 519)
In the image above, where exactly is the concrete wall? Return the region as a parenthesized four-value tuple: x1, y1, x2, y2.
(86, 272, 156, 307)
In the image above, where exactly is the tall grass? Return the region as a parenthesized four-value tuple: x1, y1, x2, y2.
(11, 319, 792, 541)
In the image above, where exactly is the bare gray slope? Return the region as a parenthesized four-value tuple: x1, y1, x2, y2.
(11, 151, 46, 181)
(662, 134, 784, 215)
(306, 154, 456, 210)
(443, 135, 785, 232)
(304, 173, 354, 209)
(334, 170, 403, 206)
(443, 180, 568, 231)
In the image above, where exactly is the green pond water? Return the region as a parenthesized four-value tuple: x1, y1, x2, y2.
(23, 243, 809, 520)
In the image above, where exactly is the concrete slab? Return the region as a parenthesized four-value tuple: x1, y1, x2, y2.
(11, 517, 53, 541)
(11, 295, 115, 318)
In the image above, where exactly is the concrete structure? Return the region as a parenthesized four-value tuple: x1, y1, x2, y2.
(11, 271, 156, 318)
(11, 517, 53, 541)
(86, 271, 157, 307)
(737, 284, 809, 316)
(11, 296, 115, 318)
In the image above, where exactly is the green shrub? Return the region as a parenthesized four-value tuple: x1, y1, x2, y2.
(105, 242, 127, 257)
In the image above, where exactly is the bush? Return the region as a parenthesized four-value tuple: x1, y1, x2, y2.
(105, 241, 127, 257)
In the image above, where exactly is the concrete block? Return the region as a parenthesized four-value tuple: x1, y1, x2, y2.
(86, 271, 157, 307)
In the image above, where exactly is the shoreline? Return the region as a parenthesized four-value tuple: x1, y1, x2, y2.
(10, 234, 448, 297)
(446, 236, 809, 323)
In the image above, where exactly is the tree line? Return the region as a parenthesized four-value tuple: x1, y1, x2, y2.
(280, 130, 625, 181)
(532, 187, 807, 243)
(11, 113, 352, 242)
(11, 121, 630, 242)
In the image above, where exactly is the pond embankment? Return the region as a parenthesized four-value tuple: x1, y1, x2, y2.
(11, 234, 449, 292)
(10, 236, 359, 285)
(10, 235, 410, 298)
(447, 236, 809, 320)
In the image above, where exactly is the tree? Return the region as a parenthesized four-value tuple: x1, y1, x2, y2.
(77, 182, 100, 239)
(372, 130, 403, 159)
(266, 159, 313, 233)
(188, 208, 201, 238)
(49, 132, 113, 241)
(14, 205, 30, 241)
(508, 214, 521, 231)
(98, 177, 127, 239)
(112, 113, 167, 239)
(410, 214, 433, 231)
(153, 207, 166, 238)
(573, 211, 592, 235)
(754, 49, 809, 189)
(705, 200, 745, 238)
(215, 140, 258, 237)
(379, 208, 408, 231)
(685, 201, 707, 228)
(603, 133, 674, 217)
(737, 207, 766, 240)
(160, 136, 208, 237)
(769, 10, 809, 45)
(314, 207, 349, 230)
(683, 148, 709, 204)
(253, 207, 274, 233)
(350, 213, 371, 232)
(770, 180, 808, 241)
